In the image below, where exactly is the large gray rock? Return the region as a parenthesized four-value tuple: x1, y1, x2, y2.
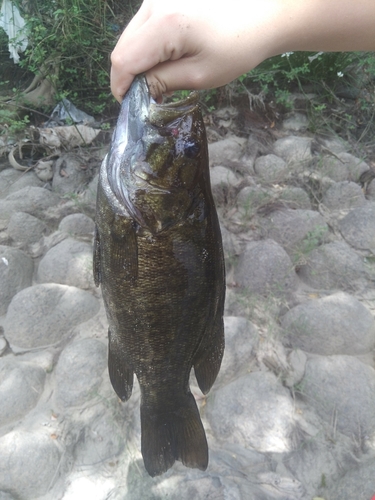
(6, 171, 44, 195)
(0, 169, 22, 199)
(37, 237, 94, 289)
(328, 458, 375, 500)
(320, 152, 369, 182)
(73, 405, 125, 467)
(58, 213, 95, 238)
(0, 430, 61, 499)
(4, 284, 99, 351)
(215, 316, 258, 386)
(279, 186, 312, 210)
(0, 359, 46, 427)
(281, 292, 375, 356)
(254, 154, 288, 182)
(236, 185, 273, 218)
(7, 212, 48, 246)
(233, 239, 299, 295)
(322, 181, 366, 209)
(0, 187, 60, 226)
(209, 165, 240, 205)
(263, 209, 328, 259)
(298, 241, 369, 290)
(208, 136, 246, 167)
(339, 202, 375, 252)
(206, 371, 296, 453)
(54, 338, 107, 408)
(273, 136, 313, 166)
(301, 355, 375, 439)
(0, 245, 33, 315)
(52, 153, 90, 194)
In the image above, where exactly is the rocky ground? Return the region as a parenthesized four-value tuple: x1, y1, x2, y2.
(0, 102, 375, 500)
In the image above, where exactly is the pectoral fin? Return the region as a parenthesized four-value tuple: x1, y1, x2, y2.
(193, 314, 224, 394)
(108, 328, 133, 401)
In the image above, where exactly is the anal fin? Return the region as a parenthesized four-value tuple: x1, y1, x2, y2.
(108, 328, 133, 401)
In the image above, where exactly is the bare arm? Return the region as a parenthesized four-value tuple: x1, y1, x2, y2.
(110, 0, 375, 102)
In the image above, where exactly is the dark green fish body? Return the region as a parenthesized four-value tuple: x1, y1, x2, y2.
(94, 76, 225, 476)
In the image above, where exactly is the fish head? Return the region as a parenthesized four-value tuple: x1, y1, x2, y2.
(106, 76, 207, 234)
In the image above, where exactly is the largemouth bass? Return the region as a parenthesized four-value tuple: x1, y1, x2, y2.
(94, 76, 225, 477)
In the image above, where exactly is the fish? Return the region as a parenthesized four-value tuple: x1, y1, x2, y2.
(93, 75, 225, 477)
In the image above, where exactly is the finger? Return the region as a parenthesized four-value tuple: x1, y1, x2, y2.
(110, 15, 190, 102)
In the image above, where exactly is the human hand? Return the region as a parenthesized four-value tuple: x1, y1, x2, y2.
(110, 0, 283, 102)
(110, 0, 375, 102)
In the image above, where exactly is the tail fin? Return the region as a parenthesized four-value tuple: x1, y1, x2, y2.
(140, 392, 208, 477)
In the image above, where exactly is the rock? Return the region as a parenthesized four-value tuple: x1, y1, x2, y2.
(83, 173, 98, 206)
(0, 430, 61, 499)
(215, 316, 258, 386)
(52, 153, 90, 194)
(273, 136, 313, 166)
(281, 292, 375, 356)
(8, 212, 48, 245)
(263, 209, 328, 259)
(5, 171, 44, 196)
(322, 181, 366, 209)
(254, 154, 288, 182)
(54, 338, 107, 408)
(328, 458, 375, 500)
(73, 406, 124, 466)
(320, 152, 369, 182)
(206, 371, 296, 452)
(284, 349, 307, 388)
(37, 238, 95, 289)
(220, 226, 241, 262)
(338, 202, 375, 252)
(0, 338, 7, 356)
(301, 355, 375, 439)
(234, 239, 299, 295)
(0, 359, 46, 426)
(208, 136, 247, 167)
(4, 284, 99, 351)
(209, 165, 240, 204)
(0, 169, 22, 199)
(0, 246, 33, 315)
(298, 241, 369, 290)
(236, 185, 273, 218)
(282, 112, 309, 132)
(58, 213, 95, 238)
(0, 187, 60, 227)
(279, 186, 312, 210)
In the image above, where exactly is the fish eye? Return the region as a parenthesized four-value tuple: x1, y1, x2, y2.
(183, 140, 200, 159)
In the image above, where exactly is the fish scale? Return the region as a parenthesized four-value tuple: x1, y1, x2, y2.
(94, 75, 225, 477)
